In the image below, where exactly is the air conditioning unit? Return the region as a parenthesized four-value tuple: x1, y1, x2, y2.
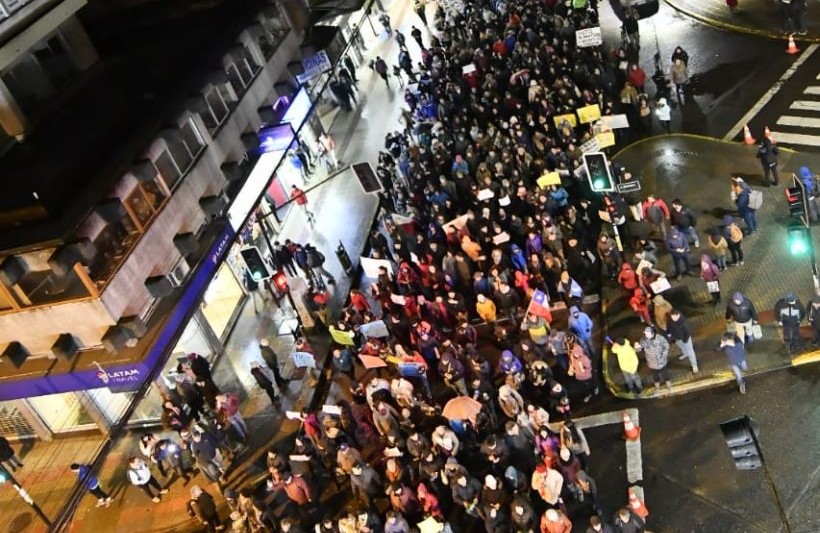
(168, 257, 191, 287)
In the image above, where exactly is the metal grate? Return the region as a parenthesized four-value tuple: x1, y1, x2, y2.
(0, 402, 35, 437)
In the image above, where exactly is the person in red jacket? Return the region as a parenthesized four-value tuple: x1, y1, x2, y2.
(629, 288, 651, 324)
(641, 194, 671, 239)
(540, 508, 572, 533)
(617, 262, 639, 294)
(290, 185, 315, 224)
(627, 63, 647, 93)
(348, 288, 370, 312)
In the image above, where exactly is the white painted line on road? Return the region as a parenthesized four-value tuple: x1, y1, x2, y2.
(790, 100, 820, 112)
(769, 131, 820, 147)
(776, 115, 820, 128)
(723, 44, 819, 141)
(572, 408, 643, 484)
(806, 87, 820, 95)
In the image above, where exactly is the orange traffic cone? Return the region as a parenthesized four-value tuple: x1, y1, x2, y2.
(742, 124, 756, 145)
(786, 35, 799, 55)
(623, 411, 641, 441)
(764, 126, 775, 143)
(628, 489, 649, 519)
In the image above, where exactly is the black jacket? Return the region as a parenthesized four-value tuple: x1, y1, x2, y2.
(666, 315, 693, 342)
(725, 296, 758, 323)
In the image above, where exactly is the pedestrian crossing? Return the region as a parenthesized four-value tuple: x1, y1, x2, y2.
(770, 73, 820, 149)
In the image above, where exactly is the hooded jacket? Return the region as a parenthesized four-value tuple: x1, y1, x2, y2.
(725, 293, 758, 323)
(568, 307, 593, 340)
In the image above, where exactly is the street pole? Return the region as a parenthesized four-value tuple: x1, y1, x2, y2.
(747, 421, 792, 533)
(0, 464, 52, 528)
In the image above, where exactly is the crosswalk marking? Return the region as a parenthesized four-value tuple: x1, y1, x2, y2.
(777, 116, 820, 128)
(767, 131, 820, 147)
(790, 101, 820, 112)
(805, 87, 820, 95)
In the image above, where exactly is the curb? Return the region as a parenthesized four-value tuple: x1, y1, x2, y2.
(611, 133, 798, 160)
(662, 0, 820, 43)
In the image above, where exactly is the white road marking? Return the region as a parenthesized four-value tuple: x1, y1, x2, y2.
(768, 131, 820, 147)
(805, 87, 820, 95)
(776, 116, 820, 128)
(790, 100, 820, 112)
(723, 44, 819, 141)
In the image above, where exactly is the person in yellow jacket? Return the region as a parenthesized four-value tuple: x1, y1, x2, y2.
(476, 294, 497, 324)
(610, 337, 643, 394)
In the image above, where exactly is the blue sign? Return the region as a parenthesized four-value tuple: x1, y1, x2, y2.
(257, 123, 296, 154)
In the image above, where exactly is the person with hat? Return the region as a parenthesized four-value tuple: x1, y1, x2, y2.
(725, 292, 758, 344)
(568, 306, 595, 357)
(774, 292, 805, 353)
(541, 507, 573, 533)
(635, 326, 672, 395)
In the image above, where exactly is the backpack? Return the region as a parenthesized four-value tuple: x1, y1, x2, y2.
(729, 224, 744, 243)
(749, 189, 763, 210)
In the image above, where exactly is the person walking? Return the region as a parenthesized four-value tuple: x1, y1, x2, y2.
(670, 199, 699, 248)
(250, 361, 279, 404)
(318, 133, 338, 169)
(723, 215, 745, 265)
(395, 29, 407, 51)
(289, 185, 315, 224)
(216, 393, 247, 441)
(718, 333, 749, 394)
(665, 227, 692, 280)
(187, 485, 223, 532)
(756, 138, 779, 186)
(635, 326, 672, 395)
(410, 26, 424, 48)
(641, 194, 670, 239)
(774, 292, 805, 354)
(700, 254, 721, 306)
(70, 463, 112, 507)
(259, 338, 289, 388)
(610, 337, 643, 394)
(669, 58, 689, 104)
(667, 309, 699, 374)
(731, 178, 757, 234)
(725, 292, 759, 345)
(0, 436, 23, 472)
(654, 97, 671, 133)
(413, 0, 428, 26)
(305, 244, 335, 289)
(373, 56, 390, 88)
(127, 456, 168, 503)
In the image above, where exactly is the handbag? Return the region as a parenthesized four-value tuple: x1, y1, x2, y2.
(752, 322, 763, 340)
(706, 280, 720, 293)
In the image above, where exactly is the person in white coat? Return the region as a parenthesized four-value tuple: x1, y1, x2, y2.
(127, 456, 167, 503)
(655, 97, 671, 133)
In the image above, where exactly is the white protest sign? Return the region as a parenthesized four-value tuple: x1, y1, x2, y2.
(601, 114, 630, 129)
(576, 27, 603, 48)
(580, 137, 601, 154)
(361, 256, 393, 278)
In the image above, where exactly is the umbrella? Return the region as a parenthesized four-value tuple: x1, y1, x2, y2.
(359, 354, 388, 369)
(442, 396, 483, 424)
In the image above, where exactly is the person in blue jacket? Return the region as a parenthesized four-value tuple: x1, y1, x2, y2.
(497, 350, 523, 377)
(70, 463, 113, 507)
(732, 177, 757, 234)
(569, 306, 595, 356)
(799, 166, 817, 222)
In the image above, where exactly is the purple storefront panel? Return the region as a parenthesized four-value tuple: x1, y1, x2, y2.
(0, 224, 236, 402)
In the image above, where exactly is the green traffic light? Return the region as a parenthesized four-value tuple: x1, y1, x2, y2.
(594, 178, 606, 190)
(252, 270, 263, 281)
(787, 225, 810, 255)
(790, 239, 808, 255)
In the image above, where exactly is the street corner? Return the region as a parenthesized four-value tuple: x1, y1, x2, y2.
(791, 347, 820, 366)
(664, 0, 820, 43)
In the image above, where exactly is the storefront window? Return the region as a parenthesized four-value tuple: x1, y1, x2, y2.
(200, 262, 244, 340)
(162, 316, 219, 389)
(86, 385, 165, 426)
(28, 392, 96, 433)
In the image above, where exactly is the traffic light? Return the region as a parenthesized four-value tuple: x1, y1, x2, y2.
(272, 271, 289, 292)
(787, 222, 810, 255)
(719, 416, 761, 470)
(582, 152, 615, 193)
(785, 186, 806, 219)
(239, 247, 271, 281)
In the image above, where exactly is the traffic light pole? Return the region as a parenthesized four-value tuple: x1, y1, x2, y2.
(0, 464, 52, 528)
(748, 426, 792, 533)
(792, 174, 820, 295)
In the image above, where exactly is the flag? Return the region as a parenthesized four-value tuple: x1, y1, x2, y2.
(526, 289, 552, 322)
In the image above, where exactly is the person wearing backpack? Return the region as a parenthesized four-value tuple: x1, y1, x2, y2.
(732, 178, 757, 234)
(723, 215, 745, 266)
(305, 244, 335, 289)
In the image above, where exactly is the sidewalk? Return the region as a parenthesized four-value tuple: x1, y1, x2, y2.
(664, 0, 820, 42)
(0, 1, 418, 532)
(603, 134, 820, 398)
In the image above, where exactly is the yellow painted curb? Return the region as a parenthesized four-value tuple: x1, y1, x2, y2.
(662, 0, 820, 43)
(612, 133, 797, 160)
(791, 349, 820, 366)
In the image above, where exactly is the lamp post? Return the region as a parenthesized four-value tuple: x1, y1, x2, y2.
(0, 464, 52, 527)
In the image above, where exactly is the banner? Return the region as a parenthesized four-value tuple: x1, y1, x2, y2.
(361, 256, 393, 278)
(526, 289, 552, 321)
(442, 214, 469, 231)
(553, 113, 578, 128)
(576, 27, 603, 48)
(290, 351, 317, 368)
(577, 104, 602, 124)
(296, 51, 332, 83)
(328, 327, 356, 346)
(537, 172, 562, 188)
(601, 114, 630, 129)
